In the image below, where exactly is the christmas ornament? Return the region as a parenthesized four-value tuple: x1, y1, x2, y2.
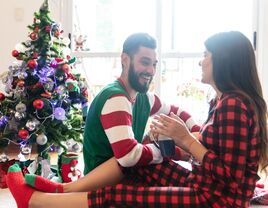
(54, 107, 66, 120)
(0, 153, 9, 162)
(15, 103, 27, 112)
(12, 50, 19, 57)
(36, 133, 48, 145)
(25, 120, 36, 131)
(16, 80, 25, 88)
(0, 92, 5, 101)
(27, 59, 38, 69)
(50, 59, 58, 68)
(14, 112, 26, 120)
(0, 116, 8, 127)
(20, 144, 32, 155)
(62, 64, 70, 73)
(30, 32, 38, 40)
(72, 143, 82, 153)
(43, 78, 54, 92)
(33, 99, 44, 109)
(32, 52, 38, 59)
(17, 72, 28, 80)
(18, 129, 29, 140)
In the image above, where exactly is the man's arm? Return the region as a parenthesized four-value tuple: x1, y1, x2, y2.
(148, 93, 200, 132)
(100, 94, 163, 167)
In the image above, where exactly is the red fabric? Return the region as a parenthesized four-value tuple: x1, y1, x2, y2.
(0, 159, 16, 189)
(86, 93, 260, 207)
(6, 165, 35, 208)
(26, 174, 64, 193)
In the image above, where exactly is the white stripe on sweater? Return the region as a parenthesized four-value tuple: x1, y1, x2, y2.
(105, 125, 134, 144)
(102, 95, 131, 115)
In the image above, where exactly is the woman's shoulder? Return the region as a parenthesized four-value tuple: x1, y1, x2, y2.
(219, 92, 253, 112)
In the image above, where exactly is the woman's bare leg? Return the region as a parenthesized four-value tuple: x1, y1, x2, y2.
(29, 192, 88, 208)
(26, 157, 124, 193)
(63, 157, 124, 192)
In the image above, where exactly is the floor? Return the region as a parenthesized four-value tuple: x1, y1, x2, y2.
(0, 145, 267, 207)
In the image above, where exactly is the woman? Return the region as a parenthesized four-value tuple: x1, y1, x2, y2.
(7, 31, 268, 208)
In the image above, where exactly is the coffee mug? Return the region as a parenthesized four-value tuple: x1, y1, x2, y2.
(158, 137, 175, 157)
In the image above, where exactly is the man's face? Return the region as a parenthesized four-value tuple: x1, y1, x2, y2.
(128, 46, 158, 93)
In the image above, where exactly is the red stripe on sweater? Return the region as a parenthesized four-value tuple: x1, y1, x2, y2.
(169, 105, 179, 115)
(191, 125, 201, 132)
(112, 139, 138, 158)
(101, 111, 132, 129)
(135, 145, 153, 166)
(179, 111, 191, 122)
(150, 95, 161, 115)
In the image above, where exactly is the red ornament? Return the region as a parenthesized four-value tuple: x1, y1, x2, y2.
(62, 64, 71, 73)
(45, 25, 51, 32)
(55, 58, 64, 63)
(12, 50, 19, 57)
(30, 32, 38, 40)
(27, 60, 37, 69)
(32, 52, 38, 59)
(54, 31, 60, 38)
(33, 99, 44, 109)
(18, 129, 29, 140)
(17, 80, 25, 88)
(0, 92, 5, 101)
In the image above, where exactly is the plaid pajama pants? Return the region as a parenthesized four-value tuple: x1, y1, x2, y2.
(87, 160, 209, 207)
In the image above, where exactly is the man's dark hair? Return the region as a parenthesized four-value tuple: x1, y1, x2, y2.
(122, 33, 157, 57)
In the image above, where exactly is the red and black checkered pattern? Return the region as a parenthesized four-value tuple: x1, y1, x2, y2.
(87, 93, 260, 207)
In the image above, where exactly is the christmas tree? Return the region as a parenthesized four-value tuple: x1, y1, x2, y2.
(0, 0, 88, 172)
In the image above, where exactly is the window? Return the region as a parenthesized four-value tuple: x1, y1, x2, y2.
(69, 0, 255, 124)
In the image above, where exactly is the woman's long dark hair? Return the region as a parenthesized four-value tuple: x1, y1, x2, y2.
(205, 31, 268, 173)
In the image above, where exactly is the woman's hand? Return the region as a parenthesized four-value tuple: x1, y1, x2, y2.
(150, 112, 195, 152)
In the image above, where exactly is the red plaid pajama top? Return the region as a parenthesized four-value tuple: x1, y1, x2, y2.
(87, 93, 260, 207)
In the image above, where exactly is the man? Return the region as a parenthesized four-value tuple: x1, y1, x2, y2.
(83, 32, 200, 174)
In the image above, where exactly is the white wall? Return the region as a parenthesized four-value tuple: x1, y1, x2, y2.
(0, 0, 65, 74)
(257, 0, 268, 104)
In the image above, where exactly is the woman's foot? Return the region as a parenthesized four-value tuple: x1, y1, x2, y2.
(25, 174, 64, 193)
(6, 163, 35, 208)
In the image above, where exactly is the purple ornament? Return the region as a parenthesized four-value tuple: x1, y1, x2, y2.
(0, 116, 8, 127)
(50, 59, 59, 68)
(54, 107, 66, 120)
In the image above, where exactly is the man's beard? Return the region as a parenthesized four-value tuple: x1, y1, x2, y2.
(128, 63, 152, 93)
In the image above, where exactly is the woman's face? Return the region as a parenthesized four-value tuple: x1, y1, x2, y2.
(199, 50, 214, 85)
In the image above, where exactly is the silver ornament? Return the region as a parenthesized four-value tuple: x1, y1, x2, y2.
(14, 112, 25, 120)
(72, 143, 82, 152)
(36, 133, 48, 145)
(25, 120, 36, 131)
(44, 78, 54, 92)
(15, 103, 27, 113)
(17, 72, 28, 80)
(20, 145, 32, 155)
(0, 153, 9, 162)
